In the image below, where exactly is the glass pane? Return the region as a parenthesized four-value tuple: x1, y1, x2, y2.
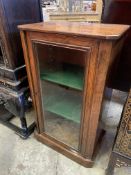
(34, 42, 86, 150)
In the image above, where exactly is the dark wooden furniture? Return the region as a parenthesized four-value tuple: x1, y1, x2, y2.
(0, 0, 42, 138)
(102, 0, 131, 91)
(19, 22, 129, 167)
(106, 88, 131, 175)
(0, 0, 42, 69)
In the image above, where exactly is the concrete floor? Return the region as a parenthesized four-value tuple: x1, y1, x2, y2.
(0, 90, 131, 175)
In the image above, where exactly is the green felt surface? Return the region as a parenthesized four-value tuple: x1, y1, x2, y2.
(43, 83, 82, 124)
(40, 67, 84, 90)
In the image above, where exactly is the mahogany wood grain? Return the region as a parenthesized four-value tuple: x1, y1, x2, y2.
(83, 41, 113, 158)
(18, 22, 129, 40)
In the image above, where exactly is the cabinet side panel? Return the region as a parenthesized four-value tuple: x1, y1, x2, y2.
(81, 40, 113, 158)
(80, 41, 100, 157)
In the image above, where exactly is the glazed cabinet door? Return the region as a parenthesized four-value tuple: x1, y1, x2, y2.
(32, 41, 89, 151)
(24, 31, 102, 158)
(19, 21, 129, 166)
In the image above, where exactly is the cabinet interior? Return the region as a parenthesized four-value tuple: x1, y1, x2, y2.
(34, 42, 87, 149)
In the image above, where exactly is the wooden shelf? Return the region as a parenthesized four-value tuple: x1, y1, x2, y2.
(43, 82, 82, 123)
(41, 66, 84, 91)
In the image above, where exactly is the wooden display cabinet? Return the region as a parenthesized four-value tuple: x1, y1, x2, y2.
(19, 22, 129, 167)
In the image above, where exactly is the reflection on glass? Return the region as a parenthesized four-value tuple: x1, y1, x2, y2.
(34, 43, 86, 150)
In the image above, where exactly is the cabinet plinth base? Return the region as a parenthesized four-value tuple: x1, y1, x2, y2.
(35, 131, 93, 168)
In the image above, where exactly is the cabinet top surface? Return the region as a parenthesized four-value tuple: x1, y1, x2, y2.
(18, 22, 130, 40)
